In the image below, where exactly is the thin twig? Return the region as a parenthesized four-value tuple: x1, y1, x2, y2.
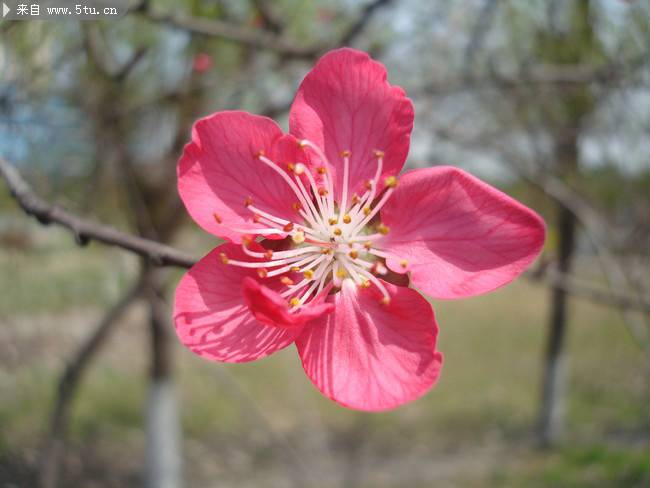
(139, 8, 318, 59)
(38, 276, 146, 488)
(0, 158, 197, 268)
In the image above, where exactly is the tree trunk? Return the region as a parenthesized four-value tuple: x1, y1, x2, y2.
(539, 135, 578, 448)
(144, 270, 182, 488)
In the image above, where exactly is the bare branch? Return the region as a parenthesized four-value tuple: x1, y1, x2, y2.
(39, 276, 145, 488)
(138, 8, 318, 59)
(0, 158, 197, 268)
(339, 0, 394, 46)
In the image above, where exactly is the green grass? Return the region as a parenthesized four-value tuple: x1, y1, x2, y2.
(489, 445, 650, 487)
(0, 226, 134, 314)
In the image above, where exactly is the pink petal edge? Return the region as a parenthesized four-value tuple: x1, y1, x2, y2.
(178, 111, 307, 243)
(378, 166, 546, 299)
(289, 48, 414, 202)
(173, 243, 303, 363)
(296, 280, 443, 411)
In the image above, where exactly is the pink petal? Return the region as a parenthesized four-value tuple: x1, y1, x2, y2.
(178, 111, 307, 243)
(242, 277, 334, 328)
(377, 167, 546, 299)
(289, 48, 414, 202)
(173, 243, 302, 363)
(296, 280, 443, 411)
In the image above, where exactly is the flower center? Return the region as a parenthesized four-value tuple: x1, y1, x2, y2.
(217, 140, 406, 311)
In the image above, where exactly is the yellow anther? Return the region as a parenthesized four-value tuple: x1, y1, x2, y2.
(219, 253, 229, 264)
(373, 149, 385, 158)
(213, 213, 222, 224)
(348, 250, 359, 259)
(257, 268, 268, 278)
(253, 214, 261, 223)
(292, 231, 306, 244)
(342, 214, 351, 224)
(360, 280, 371, 288)
(381, 296, 391, 306)
(321, 248, 332, 255)
(333, 228, 342, 236)
(318, 188, 328, 197)
(363, 206, 372, 216)
(328, 216, 338, 225)
(384, 175, 398, 188)
(290, 266, 300, 272)
(364, 180, 373, 190)
(303, 269, 314, 279)
(336, 268, 348, 279)
(352, 194, 360, 204)
(287, 162, 295, 172)
(244, 196, 253, 207)
(400, 259, 409, 268)
(242, 235, 253, 246)
(340, 149, 351, 157)
(294, 163, 306, 175)
(283, 222, 294, 232)
(289, 297, 300, 307)
(364, 241, 372, 250)
(281, 276, 294, 286)
(317, 167, 327, 175)
(254, 149, 265, 158)
(378, 223, 390, 235)
(298, 140, 308, 148)
(264, 249, 274, 260)
(292, 202, 302, 212)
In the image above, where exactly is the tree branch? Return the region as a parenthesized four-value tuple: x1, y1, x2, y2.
(0, 159, 196, 268)
(38, 275, 145, 488)
(138, 8, 318, 59)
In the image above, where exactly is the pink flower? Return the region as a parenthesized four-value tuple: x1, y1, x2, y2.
(192, 52, 213, 73)
(174, 48, 546, 411)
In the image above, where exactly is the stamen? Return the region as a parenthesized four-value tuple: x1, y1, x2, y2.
(213, 213, 222, 224)
(300, 140, 335, 214)
(255, 153, 319, 228)
(266, 254, 323, 278)
(350, 186, 395, 236)
(340, 150, 351, 213)
(377, 223, 390, 235)
(355, 267, 391, 304)
(292, 231, 306, 244)
(384, 175, 398, 188)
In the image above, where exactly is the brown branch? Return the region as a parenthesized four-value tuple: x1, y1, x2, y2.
(339, 0, 394, 46)
(139, 8, 318, 59)
(417, 52, 650, 96)
(38, 275, 146, 488)
(0, 158, 197, 268)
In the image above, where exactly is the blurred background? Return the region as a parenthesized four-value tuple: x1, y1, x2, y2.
(1, 0, 649, 487)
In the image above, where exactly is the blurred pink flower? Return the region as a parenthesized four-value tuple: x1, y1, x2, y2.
(174, 48, 545, 411)
(192, 53, 212, 73)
